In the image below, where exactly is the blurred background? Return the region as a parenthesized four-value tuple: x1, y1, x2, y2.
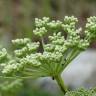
(0, 0, 96, 96)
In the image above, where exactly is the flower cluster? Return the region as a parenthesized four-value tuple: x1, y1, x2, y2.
(33, 27, 47, 37)
(85, 16, 96, 41)
(0, 79, 22, 95)
(0, 16, 96, 78)
(35, 17, 50, 27)
(65, 88, 96, 96)
(0, 38, 40, 75)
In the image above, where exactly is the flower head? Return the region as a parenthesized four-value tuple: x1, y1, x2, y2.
(0, 16, 95, 78)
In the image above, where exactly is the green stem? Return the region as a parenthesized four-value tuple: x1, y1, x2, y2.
(55, 74, 67, 95)
(0, 76, 34, 79)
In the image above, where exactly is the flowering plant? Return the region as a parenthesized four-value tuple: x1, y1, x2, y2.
(0, 16, 96, 95)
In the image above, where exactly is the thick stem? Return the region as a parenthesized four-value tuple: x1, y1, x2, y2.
(55, 74, 67, 95)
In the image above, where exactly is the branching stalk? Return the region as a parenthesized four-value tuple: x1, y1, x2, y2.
(55, 74, 68, 95)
